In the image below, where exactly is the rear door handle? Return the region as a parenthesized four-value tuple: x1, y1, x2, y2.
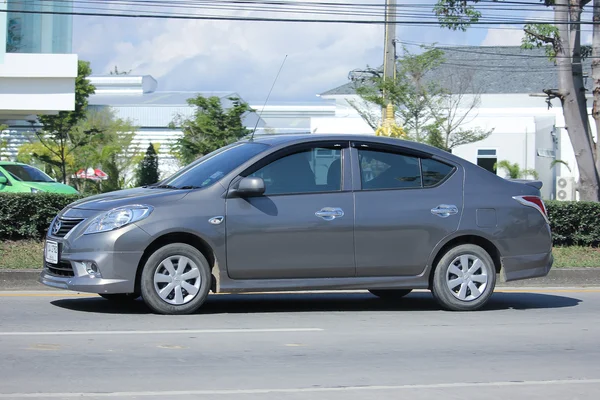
(315, 207, 344, 221)
(431, 204, 458, 218)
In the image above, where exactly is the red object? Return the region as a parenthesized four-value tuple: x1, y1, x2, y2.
(75, 168, 108, 181)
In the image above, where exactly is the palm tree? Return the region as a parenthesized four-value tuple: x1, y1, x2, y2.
(495, 160, 539, 179)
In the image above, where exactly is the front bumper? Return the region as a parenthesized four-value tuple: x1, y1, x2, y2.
(500, 251, 554, 282)
(39, 250, 144, 294)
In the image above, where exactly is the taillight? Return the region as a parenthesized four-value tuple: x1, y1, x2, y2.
(512, 195, 549, 224)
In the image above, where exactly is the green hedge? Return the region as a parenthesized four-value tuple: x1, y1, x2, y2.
(1, 193, 600, 246)
(0, 193, 84, 240)
(546, 201, 600, 247)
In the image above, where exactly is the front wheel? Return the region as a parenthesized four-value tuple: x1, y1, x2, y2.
(140, 243, 212, 315)
(431, 244, 496, 311)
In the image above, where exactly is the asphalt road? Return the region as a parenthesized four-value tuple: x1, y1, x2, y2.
(0, 289, 599, 399)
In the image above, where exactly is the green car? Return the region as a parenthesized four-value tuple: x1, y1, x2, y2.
(0, 162, 78, 194)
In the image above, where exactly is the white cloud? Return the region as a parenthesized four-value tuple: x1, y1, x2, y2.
(72, 1, 485, 101)
(481, 26, 525, 47)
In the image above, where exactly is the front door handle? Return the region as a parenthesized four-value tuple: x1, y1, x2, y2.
(315, 207, 344, 221)
(431, 204, 458, 218)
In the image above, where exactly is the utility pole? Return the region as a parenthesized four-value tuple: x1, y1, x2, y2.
(381, 0, 397, 122)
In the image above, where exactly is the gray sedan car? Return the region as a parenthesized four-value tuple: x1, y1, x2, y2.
(40, 134, 553, 314)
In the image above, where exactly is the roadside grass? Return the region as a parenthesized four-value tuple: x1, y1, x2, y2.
(0, 240, 44, 269)
(0, 240, 599, 269)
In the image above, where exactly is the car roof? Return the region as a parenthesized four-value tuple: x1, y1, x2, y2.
(0, 161, 25, 166)
(245, 133, 462, 162)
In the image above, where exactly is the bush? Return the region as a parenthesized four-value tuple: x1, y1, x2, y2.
(546, 201, 600, 247)
(0, 193, 84, 240)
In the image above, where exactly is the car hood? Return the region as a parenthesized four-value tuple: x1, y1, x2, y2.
(25, 181, 78, 194)
(67, 187, 190, 211)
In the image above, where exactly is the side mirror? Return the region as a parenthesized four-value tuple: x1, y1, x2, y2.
(0, 176, 7, 185)
(236, 176, 265, 197)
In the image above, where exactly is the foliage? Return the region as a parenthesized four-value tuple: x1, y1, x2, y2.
(170, 95, 252, 165)
(349, 46, 491, 150)
(495, 160, 539, 179)
(33, 60, 96, 184)
(136, 143, 160, 187)
(0, 193, 84, 240)
(521, 24, 561, 60)
(546, 201, 600, 247)
(70, 107, 139, 193)
(0, 124, 8, 161)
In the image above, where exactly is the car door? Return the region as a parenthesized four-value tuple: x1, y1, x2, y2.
(225, 140, 355, 280)
(0, 169, 15, 192)
(352, 141, 464, 277)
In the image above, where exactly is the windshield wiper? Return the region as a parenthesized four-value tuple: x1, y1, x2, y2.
(145, 184, 178, 189)
(178, 185, 203, 190)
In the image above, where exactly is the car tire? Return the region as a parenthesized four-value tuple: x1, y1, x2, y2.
(368, 289, 412, 300)
(140, 243, 212, 315)
(99, 293, 139, 302)
(431, 244, 496, 311)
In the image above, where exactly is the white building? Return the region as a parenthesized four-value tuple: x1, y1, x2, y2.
(0, 1, 78, 123)
(87, 74, 266, 178)
(316, 46, 590, 201)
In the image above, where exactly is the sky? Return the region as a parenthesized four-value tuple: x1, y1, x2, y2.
(70, 0, 561, 104)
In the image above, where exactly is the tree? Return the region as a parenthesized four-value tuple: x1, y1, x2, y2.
(431, 69, 494, 151)
(72, 107, 139, 193)
(170, 95, 252, 165)
(136, 143, 160, 187)
(349, 46, 491, 151)
(495, 160, 539, 180)
(434, 0, 600, 201)
(34, 60, 96, 183)
(0, 125, 8, 161)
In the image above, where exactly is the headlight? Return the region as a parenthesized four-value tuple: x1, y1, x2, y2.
(30, 188, 43, 193)
(84, 205, 153, 235)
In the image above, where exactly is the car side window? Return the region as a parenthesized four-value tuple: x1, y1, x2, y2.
(250, 147, 342, 195)
(421, 158, 455, 187)
(358, 149, 422, 190)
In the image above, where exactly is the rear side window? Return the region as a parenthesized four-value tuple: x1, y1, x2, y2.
(359, 149, 422, 190)
(358, 148, 455, 190)
(421, 158, 455, 187)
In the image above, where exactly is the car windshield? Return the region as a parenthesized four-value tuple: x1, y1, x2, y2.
(2, 164, 55, 182)
(156, 142, 269, 189)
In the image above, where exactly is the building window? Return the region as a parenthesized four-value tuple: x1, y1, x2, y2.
(6, 0, 72, 54)
(477, 149, 497, 174)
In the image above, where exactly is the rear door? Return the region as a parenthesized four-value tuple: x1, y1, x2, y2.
(225, 140, 356, 280)
(352, 141, 464, 277)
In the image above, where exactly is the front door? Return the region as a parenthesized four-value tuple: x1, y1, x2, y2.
(225, 141, 355, 280)
(352, 143, 464, 277)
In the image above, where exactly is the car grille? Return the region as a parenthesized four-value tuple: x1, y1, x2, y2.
(51, 217, 85, 238)
(45, 261, 75, 277)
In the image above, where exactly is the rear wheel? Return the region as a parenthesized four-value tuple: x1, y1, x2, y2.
(99, 293, 139, 302)
(140, 243, 211, 315)
(368, 289, 412, 300)
(431, 244, 496, 311)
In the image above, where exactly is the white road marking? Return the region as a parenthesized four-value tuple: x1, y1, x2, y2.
(1, 379, 600, 398)
(0, 328, 323, 337)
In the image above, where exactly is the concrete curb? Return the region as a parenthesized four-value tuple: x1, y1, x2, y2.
(1, 268, 599, 291)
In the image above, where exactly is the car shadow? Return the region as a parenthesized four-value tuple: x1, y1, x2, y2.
(49, 291, 583, 315)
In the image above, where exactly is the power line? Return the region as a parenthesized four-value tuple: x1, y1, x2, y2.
(4, 7, 600, 25)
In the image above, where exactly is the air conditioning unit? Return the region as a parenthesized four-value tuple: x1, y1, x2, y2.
(555, 176, 576, 201)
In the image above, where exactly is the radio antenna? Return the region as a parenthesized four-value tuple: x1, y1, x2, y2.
(250, 54, 288, 141)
